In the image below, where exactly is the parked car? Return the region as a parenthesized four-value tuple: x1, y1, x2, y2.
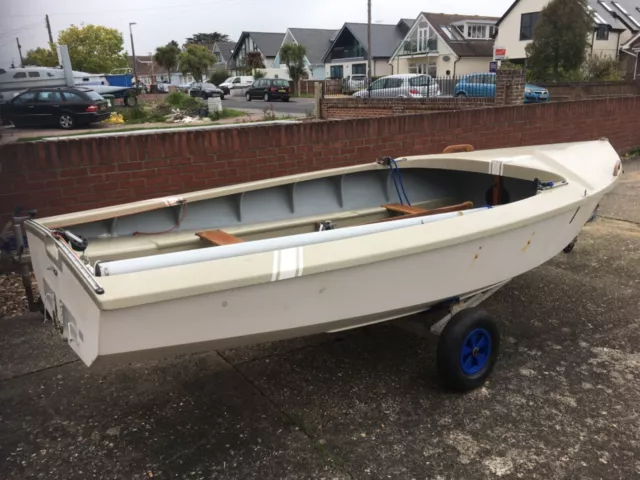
(342, 74, 368, 94)
(352, 74, 441, 98)
(177, 81, 196, 92)
(245, 78, 291, 102)
(156, 81, 171, 93)
(189, 83, 225, 100)
(454, 72, 550, 103)
(219, 76, 254, 95)
(1, 86, 110, 129)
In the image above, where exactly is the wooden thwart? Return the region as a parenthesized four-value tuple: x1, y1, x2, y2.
(371, 201, 474, 224)
(196, 230, 244, 246)
(443, 144, 475, 154)
(382, 203, 429, 215)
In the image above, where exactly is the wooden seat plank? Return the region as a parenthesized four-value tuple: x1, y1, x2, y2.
(196, 230, 244, 246)
(382, 203, 428, 215)
(370, 201, 474, 224)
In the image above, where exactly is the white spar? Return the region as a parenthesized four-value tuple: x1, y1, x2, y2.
(96, 206, 491, 277)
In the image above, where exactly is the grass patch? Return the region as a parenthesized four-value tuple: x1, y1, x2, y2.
(209, 108, 246, 121)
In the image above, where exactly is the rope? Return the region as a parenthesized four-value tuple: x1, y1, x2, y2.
(389, 158, 411, 206)
(389, 161, 404, 205)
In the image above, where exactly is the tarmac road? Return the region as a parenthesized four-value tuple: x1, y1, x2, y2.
(224, 95, 316, 116)
(1, 158, 639, 479)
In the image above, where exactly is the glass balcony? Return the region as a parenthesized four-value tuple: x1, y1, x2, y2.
(400, 38, 438, 55)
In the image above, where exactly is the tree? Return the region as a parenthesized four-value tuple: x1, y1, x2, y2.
(244, 51, 265, 74)
(279, 43, 308, 95)
(210, 69, 230, 86)
(23, 44, 58, 67)
(179, 44, 216, 81)
(154, 41, 181, 83)
(525, 0, 593, 81)
(185, 33, 229, 45)
(53, 24, 128, 73)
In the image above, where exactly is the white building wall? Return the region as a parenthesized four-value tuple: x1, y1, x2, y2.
(493, 0, 548, 60)
(455, 57, 493, 75)
(591, 30, 621, 58)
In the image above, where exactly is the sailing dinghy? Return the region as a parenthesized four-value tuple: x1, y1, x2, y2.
(23, 139, 622, 391)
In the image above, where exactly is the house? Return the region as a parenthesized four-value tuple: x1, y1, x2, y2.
(230, 31, 286, 72)
(621, 30, 640, 77)
(322, 20, 414, 79)
(272, 28, 339, 80)
(129, 56, 194, 86)
(493, 0, 640, 63)
(211, 41, 237, 71)
(389, 13, 499, 78)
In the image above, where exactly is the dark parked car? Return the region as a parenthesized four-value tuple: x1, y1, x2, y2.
(1, 86, 110, 129)
(188, 83, 225, 100)
(245, 78, 291, 102)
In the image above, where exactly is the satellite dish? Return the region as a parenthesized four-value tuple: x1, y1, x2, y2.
(442, 55, 451, 62)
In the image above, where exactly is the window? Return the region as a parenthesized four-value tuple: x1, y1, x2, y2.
(352, 63, 366, 75)
(370, 78, 386, 90)
(13, 72, 27, 79)
(409, 75, 431, 86)
(36, 91, 62, 103)
(12, 91, 37, 104)
(47, 72, 54, 77)
(85, 91, 104, 101)
(385, 78, 404, 88)
(0, 68, 6, 74)
(520, 12, 540, 40)
(330, 65, 344, 79)
(467, 25, 487, 39)
(28, 72, 40, 78)
(62, 92, 84, 102)
(274, 79, 289, 87)
(596, 25, 609, 41)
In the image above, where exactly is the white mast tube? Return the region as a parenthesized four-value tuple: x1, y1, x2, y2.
(97, 207, 489, 276)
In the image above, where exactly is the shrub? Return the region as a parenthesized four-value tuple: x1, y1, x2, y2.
(166, 91, 201, 111)
(120, 107, 149, 124)
(209, 70, 229, 86)
(209, 108, 246, 121)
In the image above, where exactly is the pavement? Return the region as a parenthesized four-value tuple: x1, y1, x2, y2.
(225, 95, 316, 116)
(1, 158, 640, 479)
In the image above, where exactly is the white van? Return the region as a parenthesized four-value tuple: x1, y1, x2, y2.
(218, 76, 254, 94)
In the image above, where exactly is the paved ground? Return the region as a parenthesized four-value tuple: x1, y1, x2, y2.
(1, 159, 640, 479)
(225, 95, 316, 116)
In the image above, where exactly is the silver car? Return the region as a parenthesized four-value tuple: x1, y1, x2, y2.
(353, 74, 441, 98)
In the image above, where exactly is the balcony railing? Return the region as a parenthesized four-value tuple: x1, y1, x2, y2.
(331, 46, 365, 60)
(400, 38, 438, 55)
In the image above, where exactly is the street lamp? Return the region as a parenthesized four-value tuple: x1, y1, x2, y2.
(129, 22, 137, 84)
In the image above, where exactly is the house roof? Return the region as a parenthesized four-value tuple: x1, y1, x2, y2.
(214, 41, 237, 62)
(129, 56, 168, 77)
(496, 0, 640, 33)
(423, 12, 499, 58)
(348, 22, 410, 57)
(287, 28, 339, 64)
(233, 31, 286, 58)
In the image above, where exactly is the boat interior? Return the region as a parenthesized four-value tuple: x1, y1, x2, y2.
(49, 164, 545, 266)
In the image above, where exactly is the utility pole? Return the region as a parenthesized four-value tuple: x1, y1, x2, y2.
(129, 22, 137, 84)
(367, 0, 372, 90)
(16, 38, 24, 66)
(45, 14, 54, 43)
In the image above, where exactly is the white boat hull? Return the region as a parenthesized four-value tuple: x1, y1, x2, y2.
(27, 194, 601, 367)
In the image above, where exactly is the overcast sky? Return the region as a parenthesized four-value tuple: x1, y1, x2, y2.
(1, 0, 513, 67)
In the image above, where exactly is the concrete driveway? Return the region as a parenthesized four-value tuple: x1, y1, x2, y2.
(1, 159, 639, 479)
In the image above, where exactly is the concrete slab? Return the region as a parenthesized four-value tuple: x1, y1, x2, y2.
(1, 158, 639, 479)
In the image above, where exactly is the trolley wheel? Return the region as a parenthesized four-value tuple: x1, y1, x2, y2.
(436, 307, 500, 392)
(563, 237, 578, 253)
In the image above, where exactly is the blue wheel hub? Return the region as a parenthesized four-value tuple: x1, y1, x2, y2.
(460, 328, 492, 375)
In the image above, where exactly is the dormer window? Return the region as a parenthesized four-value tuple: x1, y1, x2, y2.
(465, 24, 497, 40)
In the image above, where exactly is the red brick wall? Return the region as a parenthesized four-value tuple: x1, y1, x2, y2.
(322, 97, 493, 119)
(1, 96, 639, 223)
(536, 81, 639, 101)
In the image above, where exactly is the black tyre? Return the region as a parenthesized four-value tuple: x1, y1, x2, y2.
(264, 92, 270, 102)
(220, 94, 225, 100)
(455, 92, 467, 98)
(282, 96, 290, 102)
(246, 92, 252, 102)
(58, 113, 75, 130)
(436, 307, 500, 392)
(124, 95, 137, 107)
(563, 237, 578, 253)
